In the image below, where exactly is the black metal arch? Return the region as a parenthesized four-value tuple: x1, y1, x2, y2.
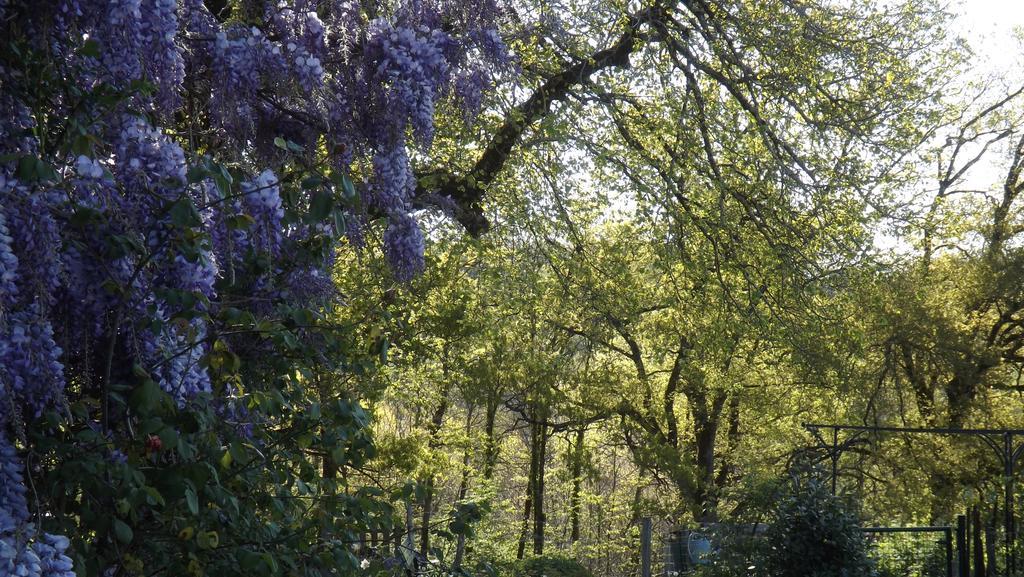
(803, 423, 1024, 576)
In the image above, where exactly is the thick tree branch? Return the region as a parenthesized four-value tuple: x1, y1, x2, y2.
(420, 4, 668, 235)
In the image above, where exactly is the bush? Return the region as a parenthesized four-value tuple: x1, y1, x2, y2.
(764, 476, 876, 577)
(690, 526, 767, 577)
(512, 555, 594, 577)
(691, 472, 876, 577)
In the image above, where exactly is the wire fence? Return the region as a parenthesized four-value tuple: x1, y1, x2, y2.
(862, 528, 951, 577)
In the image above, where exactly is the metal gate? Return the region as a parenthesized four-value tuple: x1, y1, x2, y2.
(861, 526, 953, 577)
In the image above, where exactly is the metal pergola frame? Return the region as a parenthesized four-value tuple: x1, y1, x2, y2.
(803, 423, 1024, 576)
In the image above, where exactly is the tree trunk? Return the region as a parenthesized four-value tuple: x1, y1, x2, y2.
(483, 394, 500, 480)
(318, 377, 339, 543)
(453, 406, 475, 571)
(517, 419, 537, 560)
(533, 419, 548, 556)
(715, 395, 741, 489)
(419, 396, 449, 558)
(420, 478, 435, 558)
(569, 427, 586, 545)
(691, 391, 727, 522)
(986, 504, 997, 577)
(516, 463, 534, 560)
(404, 498, 415, 561)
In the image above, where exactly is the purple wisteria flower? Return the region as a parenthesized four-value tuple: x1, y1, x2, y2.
(0, 0, 510, 569)
(383, 213, 425, 282)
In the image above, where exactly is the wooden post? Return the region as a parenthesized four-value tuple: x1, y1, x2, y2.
(640, 517, 652, 577)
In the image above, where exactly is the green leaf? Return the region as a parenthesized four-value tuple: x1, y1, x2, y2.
(186, 164, 209, 184)
(273, 137, 288, 150)
(158, 427, 179, 452)
(185, 487, 199, 516)
(301, 175, 323, 189)
(220, 450, 233, 470)
(290, 308, 315, 326)
(15, 155, 38, 182)
(77, 39, 101, 58)
(308, 190, 334, 221)
(332, 208, 347, 236)
(143, 486, 166, 507)
(226, 213, 256, 230)
(215, 163, 233, 186)
(178, 438, 195, 460)
(197, 530, 219, 550)
(107, 234, 145, 258)
(169, 198, 202, 228)
(70, 134, 94, 156)
(330, 446, 346, 465)
(130, 380, 162, 415)
(340, 173, 356, 199)
(229, 440, 249, 466)
(113, 519, 134, 544)
(214, 174, 231, 196)
(69, 205, 104, 228)
(280, 330, 299, 350)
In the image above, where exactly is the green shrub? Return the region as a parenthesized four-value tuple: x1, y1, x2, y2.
(764, 476, 876, 577)
(512, 555, 594, 577)
(691, 472, 877, 577)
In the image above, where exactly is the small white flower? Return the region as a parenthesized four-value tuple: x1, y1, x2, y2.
(360, 559, 370, 570)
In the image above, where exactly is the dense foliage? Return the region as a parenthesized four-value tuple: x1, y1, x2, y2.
(689, 473, 876, 577)
(512, 555, 594, 577)
(333, 0, 1024, 573)
(0, 0, 508, 574)
(763, 477, 876, 577)
(3, 0, 1024, 576)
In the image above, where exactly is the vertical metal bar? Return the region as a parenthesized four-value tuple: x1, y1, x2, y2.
(959, 515, 969, 577)
(640, 517, 652, 577)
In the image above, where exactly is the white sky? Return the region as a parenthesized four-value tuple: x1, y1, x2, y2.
(955, 0, 1024, 72)
(869, 1, 1024, 254)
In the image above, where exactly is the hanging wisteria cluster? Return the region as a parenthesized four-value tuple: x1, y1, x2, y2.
(0, 0, 509, 572)
(0, 437, 75, 576)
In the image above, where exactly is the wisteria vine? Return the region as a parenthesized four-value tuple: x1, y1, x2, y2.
(0, 0, 509, 573)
